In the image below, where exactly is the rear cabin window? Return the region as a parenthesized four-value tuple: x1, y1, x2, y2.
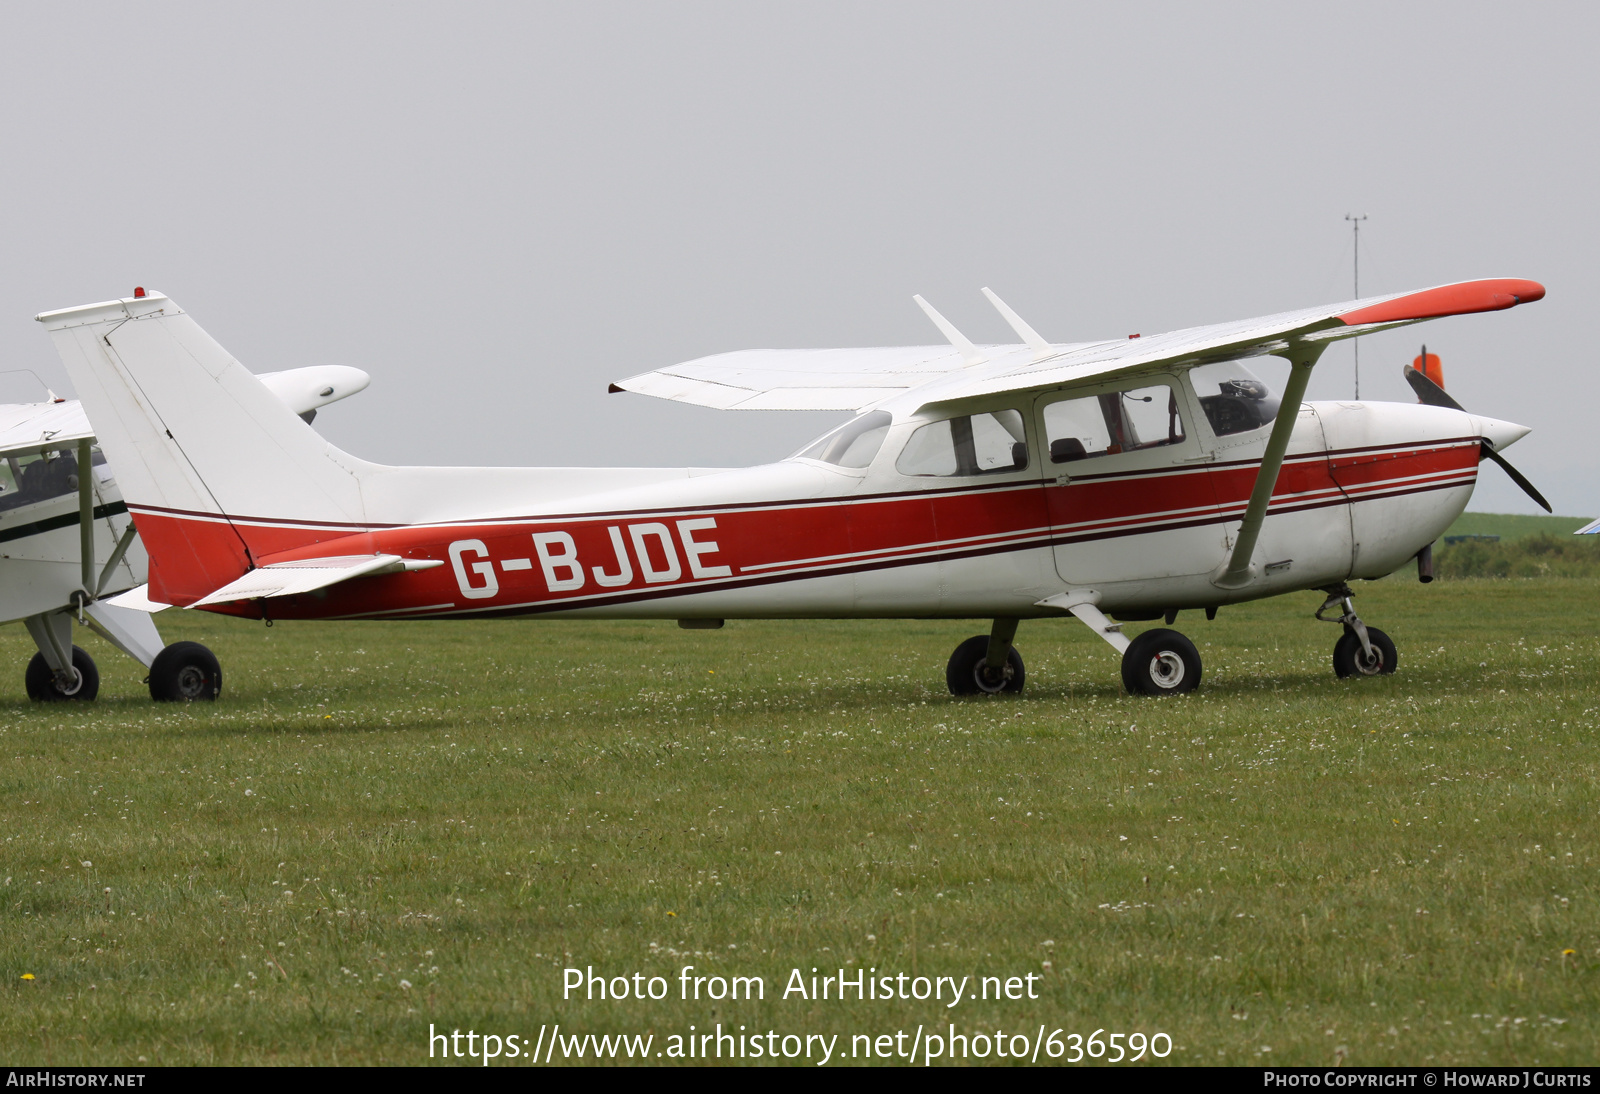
(794, 410, 893, 468)
(1042, 383, 1185, 464)
(896, 409, 1028, 477)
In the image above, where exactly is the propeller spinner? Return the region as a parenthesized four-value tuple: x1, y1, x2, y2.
(1403, 351, 1551, 513)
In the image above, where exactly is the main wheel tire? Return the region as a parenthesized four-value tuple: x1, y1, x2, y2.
(1333, 626, 1397, 679)
(1121, 628, 1201, 696)
(24, 647, 99, 701)
(945, 635, 1026, 696)
(148, 641, 223, 702)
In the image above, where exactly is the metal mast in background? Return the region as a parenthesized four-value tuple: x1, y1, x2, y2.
(1345, 213, 1368, 399)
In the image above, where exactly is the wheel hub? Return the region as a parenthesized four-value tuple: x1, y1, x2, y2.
(52, 668, 84, 696)
(175, 665, 208, 698)
(1353, 646, 1384, 675)
(1148, 651, 1185, 689)
(973, 662, 1013, 694)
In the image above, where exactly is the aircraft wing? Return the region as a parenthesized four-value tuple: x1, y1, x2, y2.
(0, 399, 92, 457)
(0, 365, 373, 460)
(257, 365, 370, 417)
(610, 279, 1545, 413)
(1576, 518, 1599, 535)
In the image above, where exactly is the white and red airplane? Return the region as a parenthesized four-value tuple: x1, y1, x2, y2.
(35, 278, 1546, 701)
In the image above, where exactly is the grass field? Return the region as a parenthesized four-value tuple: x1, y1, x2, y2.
(2, 573, 1597, 1066)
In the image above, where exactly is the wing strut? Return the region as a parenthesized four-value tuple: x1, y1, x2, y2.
(76, 438, 95, 604)
(1213, 346, 1324, 588)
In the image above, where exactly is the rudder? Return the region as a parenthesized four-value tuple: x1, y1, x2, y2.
(38, 291, 375, 603)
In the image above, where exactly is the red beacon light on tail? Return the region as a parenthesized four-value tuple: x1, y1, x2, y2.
(133, 287, 146, 299)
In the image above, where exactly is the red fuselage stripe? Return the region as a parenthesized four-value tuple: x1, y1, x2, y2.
(129, 437, 1481, 616)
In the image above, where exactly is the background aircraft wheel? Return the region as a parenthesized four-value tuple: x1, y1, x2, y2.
(1333, 626, 1397, 679)
(1121, 628, 1201, 696)
(148, 641, 223, 702)
(945, 635, 1025, 696)
(24, 647, 99, 702)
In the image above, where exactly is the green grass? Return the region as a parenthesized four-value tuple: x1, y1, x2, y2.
(1443, 512, 1593, 542)
(2, 579, 1598, 1067)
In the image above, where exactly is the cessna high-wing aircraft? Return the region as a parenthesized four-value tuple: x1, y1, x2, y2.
(0, 360, 369, 700)
(35, 279, 1545, 700)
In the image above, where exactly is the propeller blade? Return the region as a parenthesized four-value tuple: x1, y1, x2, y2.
(1403, 365, 1465, 412)
(1482, 444, 1553, 513)
(1402, 361, 1551, 512)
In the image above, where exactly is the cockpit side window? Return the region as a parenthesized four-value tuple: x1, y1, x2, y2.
(1187, 361, 1281, 437)
(895, 409, 1028, 477)
(0, 448, 83, 512)
(1042, 382, 1185, 464)
(794, 410, 893, 469)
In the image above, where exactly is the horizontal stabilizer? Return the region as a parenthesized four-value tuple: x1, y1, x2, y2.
(105, 584, 171, 613)
(189, 554, 443, 607)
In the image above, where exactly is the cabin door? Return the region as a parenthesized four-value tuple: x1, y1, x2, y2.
(1037, 378, 1228, 587)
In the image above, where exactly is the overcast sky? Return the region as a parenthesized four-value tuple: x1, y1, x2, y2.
(0, 1, 1591, 515)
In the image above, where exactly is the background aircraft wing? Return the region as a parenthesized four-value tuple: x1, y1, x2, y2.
(0, 399, 92, 457)
(0, 365, 373, 460)
(610, 279, 1544, 413)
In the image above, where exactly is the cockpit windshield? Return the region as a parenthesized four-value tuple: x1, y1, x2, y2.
(1188, 361, 1281, 437)
(793, 410, 892, 469)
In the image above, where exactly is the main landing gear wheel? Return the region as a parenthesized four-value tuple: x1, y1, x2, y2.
(25, 646, 99, 702)
(946, 635, 1026, 696)
(1121, 628, 1201, 697)
(1333, 626, 1397, 679)
(148, 641, 223, 702)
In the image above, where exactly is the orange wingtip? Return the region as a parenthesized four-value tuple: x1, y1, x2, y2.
(1339, 279, 1545, 326)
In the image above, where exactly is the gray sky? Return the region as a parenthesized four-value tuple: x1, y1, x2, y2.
(1, 1, 1592, 515)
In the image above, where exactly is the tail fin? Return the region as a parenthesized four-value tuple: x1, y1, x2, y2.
(37, 291, 375, 603)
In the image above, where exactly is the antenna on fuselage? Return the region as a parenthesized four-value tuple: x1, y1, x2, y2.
(913, 295, 987, 367)
(980, 287, 1053, 361)
(1345, 213, 1368, 399)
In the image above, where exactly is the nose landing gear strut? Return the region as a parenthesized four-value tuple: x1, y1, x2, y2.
(1316, 583, 1397, 679)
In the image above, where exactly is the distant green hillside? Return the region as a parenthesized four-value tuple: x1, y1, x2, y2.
(1430, 513, 1600, 578)
(1443, 511, 1592, 541)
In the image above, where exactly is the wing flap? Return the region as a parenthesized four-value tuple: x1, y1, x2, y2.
(610, 345, 1009, 411)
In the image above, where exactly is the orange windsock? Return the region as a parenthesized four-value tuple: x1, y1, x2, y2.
(1413, 350, 1443, 389)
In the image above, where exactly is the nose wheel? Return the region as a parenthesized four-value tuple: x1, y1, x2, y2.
(1317, 584, 1398, 679)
